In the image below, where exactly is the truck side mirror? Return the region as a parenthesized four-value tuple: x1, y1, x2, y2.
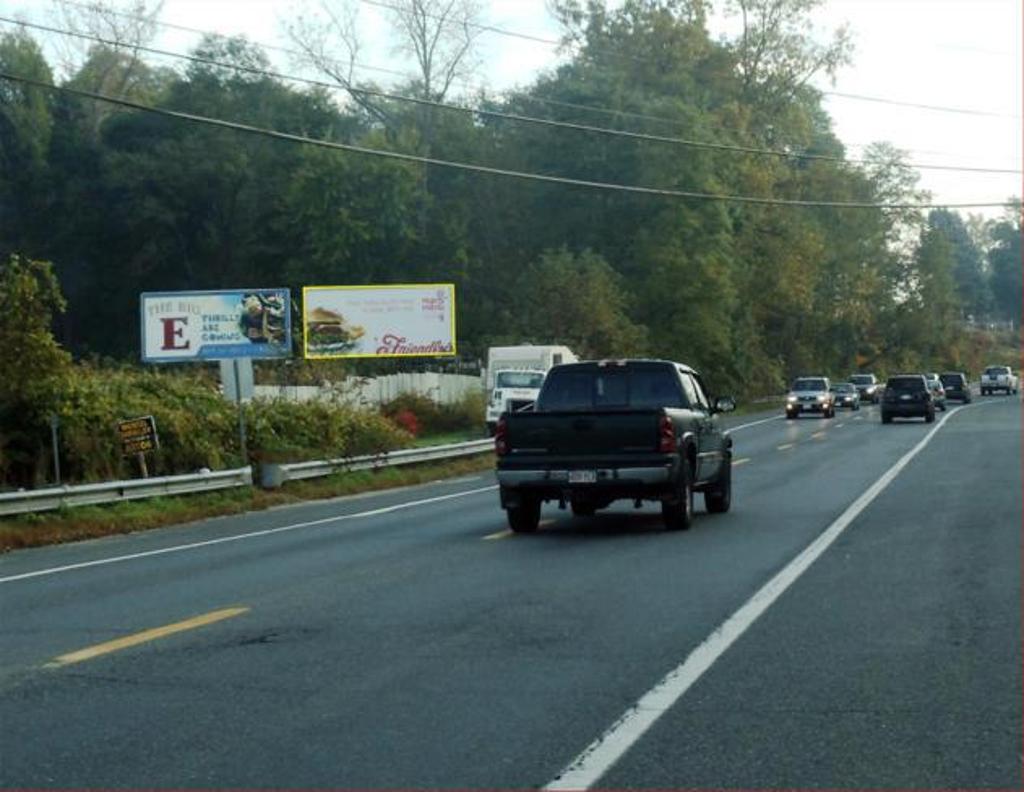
(714, 396, 736, 413)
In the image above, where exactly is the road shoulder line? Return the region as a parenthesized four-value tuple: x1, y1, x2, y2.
(0, 485, 498, 585)
(544, 402, 983, 791)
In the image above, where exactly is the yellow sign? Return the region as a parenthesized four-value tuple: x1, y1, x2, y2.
(303, 284, 457, 360)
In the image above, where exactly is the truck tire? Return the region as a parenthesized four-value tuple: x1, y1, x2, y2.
(881, 412, 892, 424)
(570, 501, 596, 518)
(662, 458, 693, 531)
(704, 456, 731, 514)
(925, 408, 935, 423)
(507, 498, 541, 533)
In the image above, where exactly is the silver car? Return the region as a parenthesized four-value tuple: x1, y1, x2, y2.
(785, 376, 835, 419)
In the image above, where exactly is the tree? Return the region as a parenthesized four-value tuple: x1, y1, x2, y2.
(0, 255, 73, 484)
(927, 209, 988, 320)
(0, 31, 54, 258)
(509, 248, 648, 358)
(49, 0, 165, 135)
(987, 204, 1022, 326)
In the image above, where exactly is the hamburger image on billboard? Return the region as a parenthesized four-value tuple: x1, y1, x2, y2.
(302, 284, 456, 359)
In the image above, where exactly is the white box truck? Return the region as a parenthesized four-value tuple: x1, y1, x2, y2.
(484, 345, 577, 434)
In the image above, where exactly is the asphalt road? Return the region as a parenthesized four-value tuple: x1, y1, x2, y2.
(0, 396, 1019, 788)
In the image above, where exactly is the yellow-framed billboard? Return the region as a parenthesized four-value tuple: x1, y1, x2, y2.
(302, 283, 457, 359)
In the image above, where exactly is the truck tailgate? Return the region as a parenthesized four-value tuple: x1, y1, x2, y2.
(504, 410, 664, 458)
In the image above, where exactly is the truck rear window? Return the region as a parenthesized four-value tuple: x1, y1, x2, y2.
(537, 367, 685, 411)
(887, 376, 925, 392)
(985, 366, 1009, 376)
(496, 371, 545, 388)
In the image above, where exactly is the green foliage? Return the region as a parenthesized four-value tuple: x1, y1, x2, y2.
(0, 13, 1017, 419)
(987, 207, 1022, 326)
(380, 390, 486, 436)
(509, 248, 648, 358)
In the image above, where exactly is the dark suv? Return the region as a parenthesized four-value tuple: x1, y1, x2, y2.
(939, 372, 971, 403)
(881, 375, 935, 424)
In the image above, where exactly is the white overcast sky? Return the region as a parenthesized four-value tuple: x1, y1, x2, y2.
(0, 0, 1020, 217)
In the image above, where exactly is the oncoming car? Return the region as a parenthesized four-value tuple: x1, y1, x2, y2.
(849, 373, 880, 404)
(785, 377, 835, 419)
(830, 382, 861, 410)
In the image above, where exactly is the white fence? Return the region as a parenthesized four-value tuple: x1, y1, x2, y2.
(254, 372, 482, 407)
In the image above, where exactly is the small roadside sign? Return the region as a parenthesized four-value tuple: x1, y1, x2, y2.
(117, 416, 159, 457)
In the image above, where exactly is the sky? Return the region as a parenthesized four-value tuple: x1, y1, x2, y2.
(0, 0, 1020, 218)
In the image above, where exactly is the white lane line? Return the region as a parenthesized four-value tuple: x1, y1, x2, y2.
(732, 457, 751, 466)
(726, 414, 784, 433)
(0, 485, 498, 584)
(544, 404, 979, 791)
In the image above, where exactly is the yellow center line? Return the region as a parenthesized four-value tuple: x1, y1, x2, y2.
(45, 607, 249, 668)
(777, 443, 795, 450)
(732, 457, 752, 466)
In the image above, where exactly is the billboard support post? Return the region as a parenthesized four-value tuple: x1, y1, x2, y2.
(234, 358, 249, 463)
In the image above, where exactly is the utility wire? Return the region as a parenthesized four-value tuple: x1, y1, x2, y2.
(4, 16, 1020, 177)
(47, 0, 1023, 131)
(41, 0, 1024, 158)
(0, 70, 1014, 211)
(354, 0, 1021, 120)
(358, 0, 561, 46)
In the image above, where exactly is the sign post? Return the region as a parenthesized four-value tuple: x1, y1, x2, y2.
(233, 358, 249, 463)
(117, 416, 159, 478)
(49, 414, 61, 485)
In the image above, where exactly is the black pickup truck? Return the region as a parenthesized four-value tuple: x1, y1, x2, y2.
(495, 359, 735, 533)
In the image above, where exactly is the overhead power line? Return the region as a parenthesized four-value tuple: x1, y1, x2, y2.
(0, 71, 1014, 211)
(40, 0, 1024, 158)
(49, 0, 1022, 127)
(356, 0, 1021, 120)
(358, 0, 561, 47)
(4, 16, 1021, 178)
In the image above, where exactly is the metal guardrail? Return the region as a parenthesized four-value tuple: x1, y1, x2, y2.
(0, 437, 495, 517)
(260, 438, 494, 489)
(0, 467, 253, 517)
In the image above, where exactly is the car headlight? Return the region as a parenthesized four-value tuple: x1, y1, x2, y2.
(817, 394, 827, 402)
(787, 395, 797, 403)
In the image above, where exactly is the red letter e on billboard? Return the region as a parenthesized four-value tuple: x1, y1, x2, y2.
(161, 317, 190, 350)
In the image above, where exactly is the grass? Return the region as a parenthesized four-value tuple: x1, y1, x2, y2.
(0, 454, 494, 553)
(411, 429, 487, 447)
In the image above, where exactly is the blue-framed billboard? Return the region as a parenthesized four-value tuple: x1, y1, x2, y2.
(140, 289, 292, 362)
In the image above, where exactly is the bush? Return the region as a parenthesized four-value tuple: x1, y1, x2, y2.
(380, 390, 485, 436)
(24, 364, 413, 484)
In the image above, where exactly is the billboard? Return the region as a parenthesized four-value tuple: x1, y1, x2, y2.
(140, 289, 291, 362)
(302, 284, 456, 359)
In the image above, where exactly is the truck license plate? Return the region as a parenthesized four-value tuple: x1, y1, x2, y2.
(568, 470, 597, 484)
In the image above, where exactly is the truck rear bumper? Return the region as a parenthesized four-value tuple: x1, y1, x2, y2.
(497, 466, 678, 507)
(498, 466, 672, 487)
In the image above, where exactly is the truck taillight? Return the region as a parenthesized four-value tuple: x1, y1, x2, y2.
(658, 415, 677, 454)
(495, 417, 509, 456)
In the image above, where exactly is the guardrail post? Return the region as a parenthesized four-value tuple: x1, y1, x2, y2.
(261, 464, 285, 489)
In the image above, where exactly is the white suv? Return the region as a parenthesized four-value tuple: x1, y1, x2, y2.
(785, 376, 835, 419)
